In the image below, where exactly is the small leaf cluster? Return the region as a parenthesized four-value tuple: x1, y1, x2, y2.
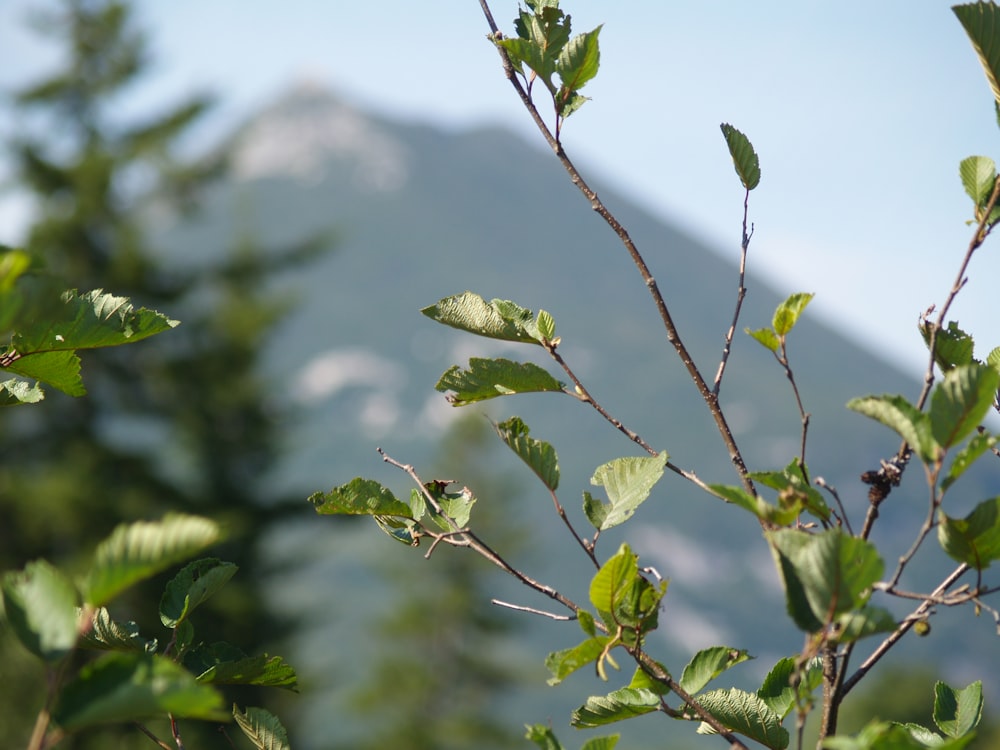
(494, 0, 602, 124)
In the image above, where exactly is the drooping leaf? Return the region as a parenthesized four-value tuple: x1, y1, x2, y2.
(3, 350, 83, 396)
(586, 452, 668, 530)
(588, 543, 664, 640)
(79, 608, 157, 653)
(493, 416, 560, 491)
(435, 357, 565, 405)
(847, 394, 938, 463)
(421, 292, 544, 344)
(772, 293, 814, 337)
(831, 606, 897, 643)
(53, 652, 227, 730)
(757, 656, 823, 719)
(571, 687, 661, 727)
(929, 363, 1000, 450)
(84, 514, 221, 607)
(959, 155, 998, 205)
(545, 637, 612, 685)
(919, 320, 976, 372)
(555, 26, 603, 99)
(1, 560, 79, 662)
(233, 706, 291, 750)
(695, 688, 788, 749)
(934, 680, 983, 738)
(943, 432, 998, 492)
(720, 123, 761, 190)
(953, 3, 1000, 108)
(766, 529, 883, 633)
(746, 327, 780, 353)
(678, 646, 751, 695)
(938, 497, 1000, 570)
(159, 558, 238, 628)
(309, 478, 413, 518)
(628, 662, 672, 696)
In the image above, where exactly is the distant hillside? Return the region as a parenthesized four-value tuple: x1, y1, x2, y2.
(154, 84, 1000, 749)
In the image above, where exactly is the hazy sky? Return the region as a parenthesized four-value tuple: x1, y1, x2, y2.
(2, 1, 998, 372)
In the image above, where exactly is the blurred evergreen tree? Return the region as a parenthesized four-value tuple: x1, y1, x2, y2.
(0, 0, 325, 745)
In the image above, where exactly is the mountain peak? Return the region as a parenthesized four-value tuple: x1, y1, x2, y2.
(232, 80, 409, 191)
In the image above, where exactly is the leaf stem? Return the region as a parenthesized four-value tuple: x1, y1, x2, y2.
(713, 191, 753, 396)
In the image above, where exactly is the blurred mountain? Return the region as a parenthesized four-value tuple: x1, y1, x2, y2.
(152, 83, 1000, 748)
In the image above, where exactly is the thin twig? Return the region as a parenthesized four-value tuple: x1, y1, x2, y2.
(713, 193, 753, 395)
(478, 0, 757, 499)
(491, 599, 575, 620)
(134, 722, 174, 749)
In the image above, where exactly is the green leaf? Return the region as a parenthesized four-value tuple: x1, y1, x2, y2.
(3, 350, 83, 396)
(196, 652, 298, 691)
(628, 662, 672, 696)
(421, 291, 544, 345)
(578, 609, 597, 637)
(53, 652, 227, 730)
(746, 327, 780, 352)
(590, 543, 639, 618)
(84, 515, 221, 607)
(937, 497, 1000, 570)
(847, 394, 939, 463)
(959, 156, 997, 205)
(233, 706, 291, 750)
(545, 637, 612, 685)
(309, 478, 413, 518)
(0, 377, 45, 405)
(588, 543, 664, 641)
(750, 460, 831, 522)
(929, 363, 1000, 451)
(586, 452, 668, 530)
(953, 3, 1000, 108)
(822, 720, 955, 749)
(757, 657, 823, 720)
(772, 293, 814, 337)
(571, 687, 661, 728)
(555, 26, 602, 102)
(423, 480, 476, 529)
(696, 688, 788, 749)
(678, 646, 751, 695)
(831, 606, 897, 643)
(934, 681, 983, 738)
(720, 123, 761, 190)
(79, 608, 157, 653)
(919, 320, 976, 372)
(986, 346, 1000, 371)
(943, 432, 998, 492)
(493, 416, 560, 490)
(435, 357, 564, 405)
(503, 4, 570, 90)
(159, 558, 238, 628)
(767, 529, 883, 633)
(1, 560, 79, 662)
(581, 736, 620, 750)
(525, 724, 564, 750)
(536, 309, 556, 340)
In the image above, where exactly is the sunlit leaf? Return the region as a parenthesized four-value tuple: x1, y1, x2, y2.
(1, 560, 79, 662)
(720, 123, 761, 190)
(929, 363, 1000, 450)
(159, 558, 238, 628)
(847, 394, 938, 463)
(938, 497, 1000, 570)
(954, 3, 1000, 107)
(233, 706, 291, 750)
(545, 637, 611, 685)
(525, 724, 565, 750)
(831, 606, 896, 643)
(435, 357, 564, 405)
(695, 688, 788, 749)
(678, 646, 751, 695)
(586, 452, 668, 530)
(0, 377, 45, 405)
(959, 155, 997, 205)
(556, 26, 603, 94)
(571, 687, 661, 727)
(493, 416, 560, 490)
(422, 291, 544, 344)
(746, 327, 780, 352)
(757, 656, 822, 719)
(934, 680, 983, 738)
(85, 515, 221, 607)
(943, 432, 997, 492)
(53, 652, 227, 730)
(772, 293, 814, 337)
(919, 320, 976, 372)
(309, 478, 413, 518)
(80, 608, 157, 654)
(196, 653, 298, 691)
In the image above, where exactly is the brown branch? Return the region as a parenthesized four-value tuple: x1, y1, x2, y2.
(713, 191, 753, 395)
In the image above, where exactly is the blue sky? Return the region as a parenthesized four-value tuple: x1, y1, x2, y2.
(2, 1, 998, 371)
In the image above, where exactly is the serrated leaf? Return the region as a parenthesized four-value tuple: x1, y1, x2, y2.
(80, 608, 157, 653)
(757, 657, 818, 719)
(556, 26, 602, 94)
(772, 293, 814, 337)
(85, 514, 221, 607)
(309, 478, 413, 518)
(421, 291, 544, 344)
(766, 529, 883, 633)
(196, 653, 298, 691)
(938, 497, 1000, 570)
(587, 452, 668, 530)
(159, 558, 238, 628)
(831, 606, 897, 643)
(696, 688, 788, 749)
(959, 156, 997, 205)
(423, 480, 476, 529)
(919, 320, 976, 372)
(545, 637, 611, 685)
(435, 357, 564, 405)
(233, 706, 291, 750)
(1, 560, 79, 662)
(954, 4, 1000, 108)
(929, 363, 1000, 450)
(847, 394, 939, 463)
(750, 460, 831, 522)
(581, 735, 620, 750)
(3, 350, 83, 396)
(493, 416, 560, 490)
(720, 123, 761, 190)
(934, 681, 983, 738)
(0, 377, 45, 405)
(536, 309, 556, 340)
(678, 646, 751, 695)
(571, 687, 661, 728)
(588, 543, 664, 640)
(986, 346, 1000, 370)
(590, 544, 638, 617)
(943, 432, 998, 492)
(53, 652, 227, 730)
(746, 327, 780, 352)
